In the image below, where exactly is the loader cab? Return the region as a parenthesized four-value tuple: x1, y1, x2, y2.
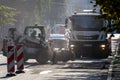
(24, 26, 46, 41)
(23, 25, 50, 64)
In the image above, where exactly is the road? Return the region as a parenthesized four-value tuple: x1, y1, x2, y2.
(0, 54, 110, 80)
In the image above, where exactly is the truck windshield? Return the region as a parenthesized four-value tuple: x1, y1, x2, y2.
(72, 15, 104, 31)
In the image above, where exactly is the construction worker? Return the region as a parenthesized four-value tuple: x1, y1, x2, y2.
(7, 28, 22, 45)
(7, 28, 16, 46)
(49, 40, 57, 64)
(2, 28, 16, 56)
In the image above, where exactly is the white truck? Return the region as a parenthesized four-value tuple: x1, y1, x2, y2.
(65, 11, 111, 59)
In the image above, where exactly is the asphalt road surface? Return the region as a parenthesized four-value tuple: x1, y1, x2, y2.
(0, 54, 110, 80)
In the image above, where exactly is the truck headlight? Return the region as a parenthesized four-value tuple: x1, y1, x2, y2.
(70, 44, 75, 48)
(101, 44, 105, 48)
(100, 44, 106, 50)
(70, 44, 75, 50)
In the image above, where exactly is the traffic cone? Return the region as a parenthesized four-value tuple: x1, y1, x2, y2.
(6, 46, 16, 77)
(15, 44, 25, 74)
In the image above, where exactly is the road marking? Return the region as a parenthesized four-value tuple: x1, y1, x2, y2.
(107, 60, 114, 80)
(39, 70, 52, 74)
(24, 68, 31, 71)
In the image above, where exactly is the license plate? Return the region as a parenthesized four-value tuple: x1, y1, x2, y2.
(83, 44, 92, 47)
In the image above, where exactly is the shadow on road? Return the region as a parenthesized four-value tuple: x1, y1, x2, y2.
(48, 70, 108, 80)
(24, 61, 66, 68)
(0, 74, 16, 79)
(24, 61, 51, 68)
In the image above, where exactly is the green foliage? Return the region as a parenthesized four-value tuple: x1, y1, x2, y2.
(34, 0, 66, 25)
(0, 0, 67, 27)
(0, 5, 17, 27)
(113, 56, 120, 62)
(95, 0, 120, 32)
(34, 0, 50, 24)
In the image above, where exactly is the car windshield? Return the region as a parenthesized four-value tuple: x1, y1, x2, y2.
(52, 39, 67, 48)
(49, 34, 67, 48)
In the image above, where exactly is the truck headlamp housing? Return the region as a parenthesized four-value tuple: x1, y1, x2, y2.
(70, 44, 75, 50)
(70, 44, 75, 48)
(100, 44, 106, 48)
(100, 44, 106, 50)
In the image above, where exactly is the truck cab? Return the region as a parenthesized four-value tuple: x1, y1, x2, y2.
(65, 11, 111, 59)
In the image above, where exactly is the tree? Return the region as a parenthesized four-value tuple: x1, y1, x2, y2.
(94, 0, 120, 33)
(0, 5, 17, 27)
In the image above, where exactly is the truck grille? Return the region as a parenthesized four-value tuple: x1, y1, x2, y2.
(76, 35, 99, 40)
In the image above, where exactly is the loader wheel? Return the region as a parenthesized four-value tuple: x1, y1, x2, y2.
(36, 56, 48, 64)
(36, 50, 49, 64)
(24, 57, 28, 62)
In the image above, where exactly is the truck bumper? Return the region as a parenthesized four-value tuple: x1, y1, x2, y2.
(69, 40, 111, 59)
